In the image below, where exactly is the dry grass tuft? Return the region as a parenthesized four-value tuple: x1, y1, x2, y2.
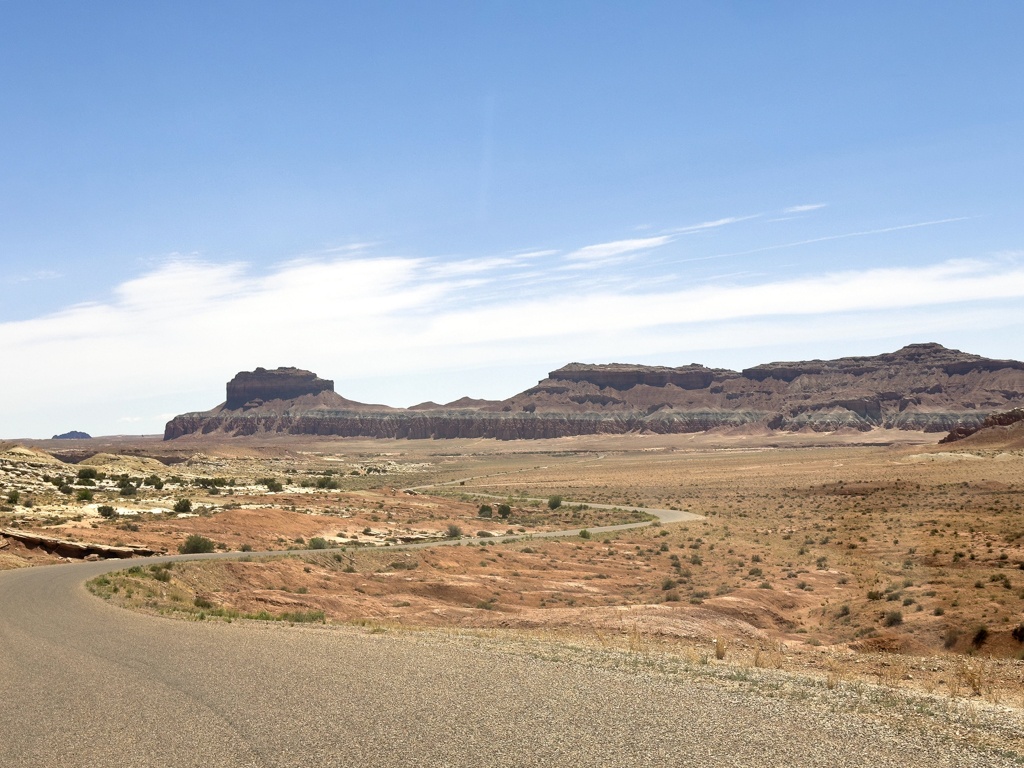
(954, 657, 986, 696)
(714, 636, 727, 660)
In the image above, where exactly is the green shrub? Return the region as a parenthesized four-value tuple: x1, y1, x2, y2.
(579, 529, 591, 539)
(5, 490, 18, 504)
(179, 534, 215, 554)
(173, 499, 192, 514)
(76, 489, 93, 502)
(662, 577, 678, 590)
(77, 468, 98, 480)
(97, 505, 115, 518)
(943, 628, 960, 648)
(259, 478, 284, 493)
(59, 484, 73, 495)
(478, 504, 493, 518)
(883, 610, 903, 627)
(497, 504, 511, 519)
(308, 537, 328, 550)
(547, 495, 562, 510)
(867, 590, 882, 600)
(240, 543, 253, 552)
(477, 530, 494, 538)
(1011, 624, 1024, 643)
(446, 524, 463, 539)
(119, 484, 136, 497)
(279, 609, 325, 623)
(194, 596, 213, 609)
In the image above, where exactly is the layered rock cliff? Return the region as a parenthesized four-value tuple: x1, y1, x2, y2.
(225, 367, 335, 410)
(939, 408, 1024, 444)
(164, 344, 1024, 440)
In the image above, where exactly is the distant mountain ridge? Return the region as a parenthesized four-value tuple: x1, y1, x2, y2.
(163, 344, 1024, 440)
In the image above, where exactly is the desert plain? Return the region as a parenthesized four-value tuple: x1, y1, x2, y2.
(3, 428, 1024, 759)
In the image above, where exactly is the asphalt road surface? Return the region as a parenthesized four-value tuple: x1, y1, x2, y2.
(0, 554, 1011, 767)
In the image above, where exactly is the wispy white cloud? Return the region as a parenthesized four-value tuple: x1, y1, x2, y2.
(671, 215, 760, 233)
(510, 249, 558, 260)
(8, 269, 63, 283)
(684, 216, 972, 263)
(784, 203, 827, 213)
(564, 235, 673, 263)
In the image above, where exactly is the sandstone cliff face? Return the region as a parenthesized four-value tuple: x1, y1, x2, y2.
(225, 367, 335, 410)
(165, 344, 1024, 440)
(939, 408, 1024, 444)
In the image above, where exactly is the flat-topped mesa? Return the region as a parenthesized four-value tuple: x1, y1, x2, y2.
(225, 367, 335, 410)
(742, 342, 1024, 382)
(165, 344, 1024, 440)
(549, 363, 735, 391)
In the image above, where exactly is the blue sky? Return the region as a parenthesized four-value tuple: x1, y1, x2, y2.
(2, 2, 1024, 437)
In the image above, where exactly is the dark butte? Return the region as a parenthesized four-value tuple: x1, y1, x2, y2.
(164, 344, 1024, 440)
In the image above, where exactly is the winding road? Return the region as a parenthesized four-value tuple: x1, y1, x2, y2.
(0, 485, 1011, 766)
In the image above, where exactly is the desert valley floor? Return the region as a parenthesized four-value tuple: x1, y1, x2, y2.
(2, 428, 1024, 763)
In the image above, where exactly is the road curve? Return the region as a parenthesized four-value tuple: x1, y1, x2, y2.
(0, 554, 1009, 767)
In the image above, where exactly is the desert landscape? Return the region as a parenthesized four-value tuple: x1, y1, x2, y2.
(4, 395, 1024, 757)
(6, 8, 1023, 765)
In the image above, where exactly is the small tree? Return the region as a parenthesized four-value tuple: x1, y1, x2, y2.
(308, 537, 328, 550)
(76, 489, 93, 502)
(6, 490, 19, 504)
(97, 505, 115, 518)
(260, 478, 284, 492)
(179, 534, 215, 554)
(547, 495, 562, 510)
(446, 523, 463, 539)
(478, 504, 493, 518)
(77, 467, 98, 481)
(173, 499, 192, 514)
(119, 484, 137, 497)
(497, 504, 511, 519)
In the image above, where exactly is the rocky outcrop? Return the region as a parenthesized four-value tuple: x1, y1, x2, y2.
(0, 529, 157, 559)
(939, 408, 1024, 444)
(549, 363, 732, 391)
(165, 345, 1024, 440)
(225, 367, 335, 410)
(51, 431, 91, 440)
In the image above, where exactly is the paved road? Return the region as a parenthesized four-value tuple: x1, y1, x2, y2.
(0, 555, 1011, 767)
(405, 467, 706, 535)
